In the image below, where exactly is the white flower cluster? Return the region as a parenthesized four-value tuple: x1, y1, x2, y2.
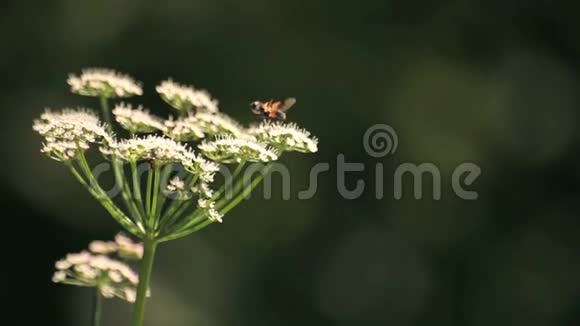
(199, 136, 278, 163)
(89, 233, 144, 260)
(40, 142, 80, 161)
(198, 198, 223, 222)
(194, 181, 214, 198)
(164, 116, 204, 141)
(166, 177, 213, 199)
(164, 176, 191, 200)
(165, 176, 214, 198)
(186, 155, 220, 183)
(33, 109, 112, 161)
(112, 103, 166, 134)
(52, 235, 145, 303)
(164, 176, 221, 221)
(36, 67, 321, 233)
(156, 80, 219, 112)
(164, 112, 242, 141)
(110, 135, 195, 166)
(108, 135, 219, 183)
(166, 176, 185, 192)
(248, 121, 318, 153)
(68, 68, 143, 98)
(194, 112, 242, 136)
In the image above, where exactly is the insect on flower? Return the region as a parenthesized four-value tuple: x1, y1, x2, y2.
(250, 97, 296, 121)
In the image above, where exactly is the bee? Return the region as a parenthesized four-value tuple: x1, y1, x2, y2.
(250, 97, 296, 121)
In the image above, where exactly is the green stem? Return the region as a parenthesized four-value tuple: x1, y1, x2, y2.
(145, 166, 153, 218)
(114, 158, 143, 222)
(159, 218, 212, 243)
(92, 289, 102, 326)
(99, 96, 113, 132)
(154, 164, 173, 228)
(160, 173, 197, 222)
(215, 163, 272, 211)
(98, 96, 143, 224)
(218, 164, 271, 215)
(159, 200, 189, 231)
(150, 164, 161, 225)
(159, 164, 273, 242)
(212, 161, 245, 201)
(158, 171, 199, 232)
(164, 207, 204, 236)
(131, 161, 147, 219)
(162, 162, 246, 233)
(131, 239, 157, 326)
(76, 150, 100, 189)
(69, 158, 141, 236)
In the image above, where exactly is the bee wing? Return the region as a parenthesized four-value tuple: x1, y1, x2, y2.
(279, 97, 296, 112)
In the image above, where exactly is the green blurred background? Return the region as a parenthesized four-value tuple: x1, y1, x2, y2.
(2, 0, 580, 325)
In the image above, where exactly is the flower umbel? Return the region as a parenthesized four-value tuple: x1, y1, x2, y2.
(248, 121, 318, 153)
(114, 233, 145, 260)
(88, 233, 144, 260)
(164, 111, 242, 141)
(68, 68, 143, 98)
(33, 109, 112, 161)
(53, 234, 145, 303)
(199, 136, 279, 163)
(156, 79, 219, 113)
(110, 135, 195, 166)
(113, 103, 166, 134)
(163, 116, 205, 141)
(192, 112, 242, 136)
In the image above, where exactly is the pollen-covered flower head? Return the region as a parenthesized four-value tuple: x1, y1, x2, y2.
(164, 112, 242, 141)
(199, 136, 278, 163)
(52, 250, 141, 302)
(67, 68, 143, 98)
(33, 109, 113, 161)
(156, 79, 219, 113)
(110, 135, 195, 166)
(248, 121, 318, 153)
(112, 103, 166, 134)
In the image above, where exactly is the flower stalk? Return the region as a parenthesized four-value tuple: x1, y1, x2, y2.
(149, 164, 161, 227)
(92, 289, 102, 326)
(99, 96, 112, 133)
(131, 239, 157, 326)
